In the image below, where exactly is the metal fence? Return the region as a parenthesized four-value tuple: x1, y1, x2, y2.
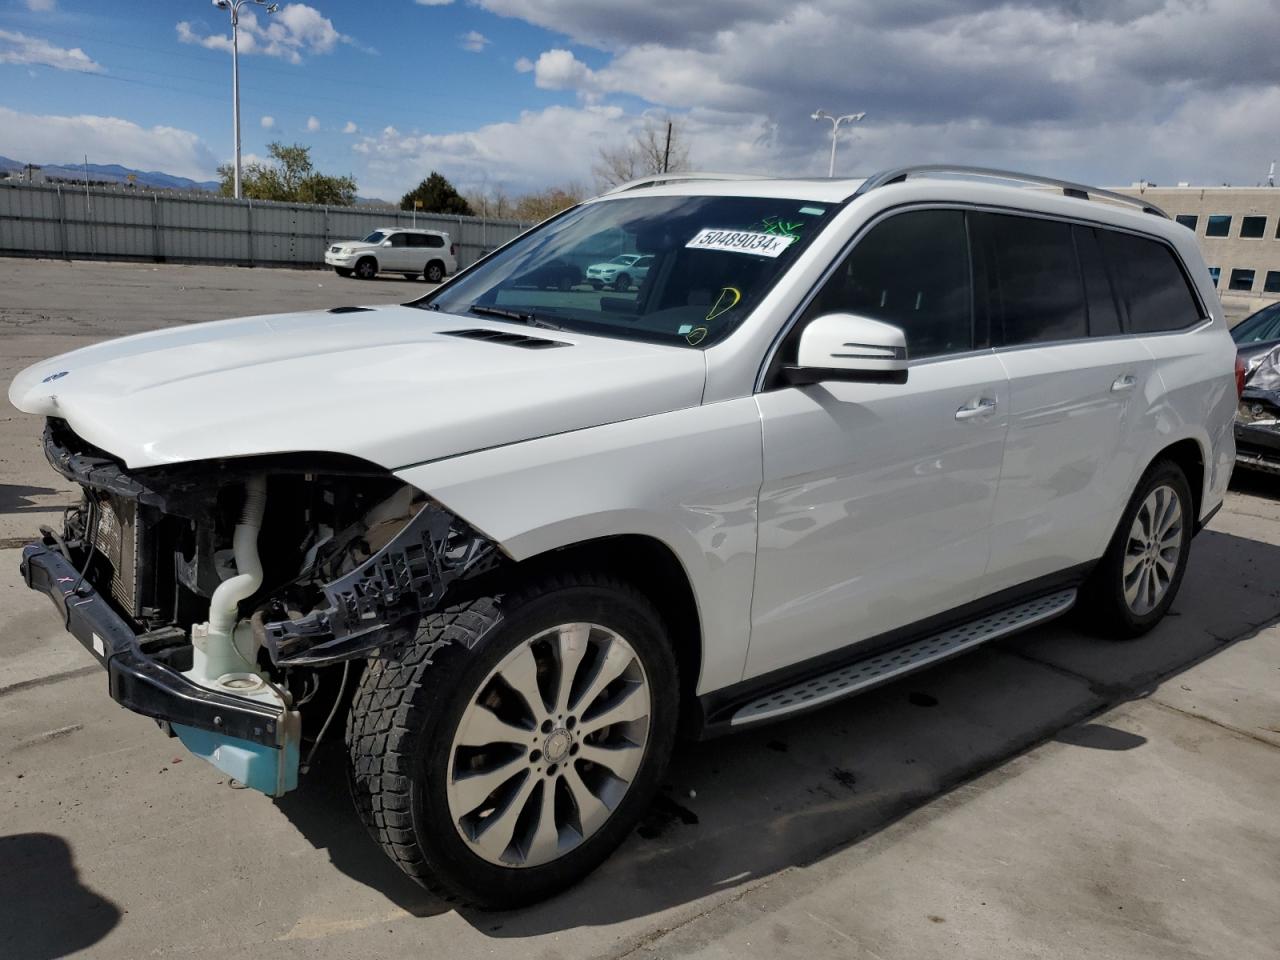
(0, 181, 530, 270)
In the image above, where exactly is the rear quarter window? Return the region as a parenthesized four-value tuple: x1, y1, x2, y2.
(1099, 231, 1204, 333)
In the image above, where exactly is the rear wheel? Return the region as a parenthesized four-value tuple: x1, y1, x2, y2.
(424, 260, 445, 283)
(354, 257, 377, 280)
(345, 573, 678, 908)
(1080, 459, 1193, 638)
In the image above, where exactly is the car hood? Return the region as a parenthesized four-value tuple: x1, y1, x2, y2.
(8, 305, 707, 470)
(330, 241, 373, 252)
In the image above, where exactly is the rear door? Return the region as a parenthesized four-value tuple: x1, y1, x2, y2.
(748, 208, 1010, 678)
(978, 213, 1157, 591)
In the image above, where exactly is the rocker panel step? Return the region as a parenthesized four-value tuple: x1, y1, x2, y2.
(731, 588, 1078, 726)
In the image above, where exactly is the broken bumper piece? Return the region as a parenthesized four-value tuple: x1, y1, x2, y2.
(20, 542, 300, 796)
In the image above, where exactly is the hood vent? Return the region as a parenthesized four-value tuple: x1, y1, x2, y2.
(440, 328, 570, 350)
(328, 306, 374, 314)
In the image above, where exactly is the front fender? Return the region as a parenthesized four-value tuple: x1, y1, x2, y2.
(395, 398, 764, 695)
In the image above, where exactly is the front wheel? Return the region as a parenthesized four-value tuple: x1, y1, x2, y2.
(1080, 459, 1193, 638)
(354, 257, 377, 280)
(345, 574, 678, 908)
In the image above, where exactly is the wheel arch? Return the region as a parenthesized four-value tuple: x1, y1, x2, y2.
(1154, 436, 1206, 524)
(489, 533, 704, 730)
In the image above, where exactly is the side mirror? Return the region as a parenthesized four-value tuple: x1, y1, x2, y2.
(784, 313, 908, 386)
(382, 239, 394, 247)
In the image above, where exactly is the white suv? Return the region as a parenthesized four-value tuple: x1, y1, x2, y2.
(10, 167, 1238, 908)
(325, 227, 456, 281)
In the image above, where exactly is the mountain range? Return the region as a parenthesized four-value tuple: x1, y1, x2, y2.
(0, 155, 220, 192)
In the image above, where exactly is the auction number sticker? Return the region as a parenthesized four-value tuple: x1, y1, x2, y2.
(685, 228, 797, 258)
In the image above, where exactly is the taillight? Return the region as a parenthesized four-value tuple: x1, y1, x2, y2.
(1235, 354, 1247, 398)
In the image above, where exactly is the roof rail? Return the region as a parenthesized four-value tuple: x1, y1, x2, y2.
(601, 172, 764, 196)
(854, 165, 1170, 219)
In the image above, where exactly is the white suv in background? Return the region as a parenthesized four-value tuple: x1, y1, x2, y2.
(586, 253, 653, 290)
(11, 166, 1238, 909)
(325, 227, 456, 281)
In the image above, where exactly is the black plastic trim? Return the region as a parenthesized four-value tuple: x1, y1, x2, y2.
(20, 543, 283, 748)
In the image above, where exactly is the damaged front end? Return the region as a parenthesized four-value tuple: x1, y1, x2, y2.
(1236, 346, 1280, 476)
(21, 418, 502, 795)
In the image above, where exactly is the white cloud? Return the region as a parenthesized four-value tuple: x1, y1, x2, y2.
(177, 3, 361, 64)
(343, 120, 358, 134)
(0, 30, 102, 73)
(414, 0, 455, 5)
(260, 115, 275, 129)
(459, 30, 491, 53)
(307, 116, 321, 132)
(472, 0, 1280, 186)
(25, 0, 56, 11)
(0, 105, 218, 180)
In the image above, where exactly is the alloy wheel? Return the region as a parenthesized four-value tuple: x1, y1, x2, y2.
(445, 622, 652, 868)
(1123, 483, 1183, 616)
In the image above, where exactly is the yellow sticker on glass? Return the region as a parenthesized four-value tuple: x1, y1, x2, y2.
(685, 326, 708, 345)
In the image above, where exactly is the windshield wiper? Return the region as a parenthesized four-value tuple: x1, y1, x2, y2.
(466, 304, 564, 331)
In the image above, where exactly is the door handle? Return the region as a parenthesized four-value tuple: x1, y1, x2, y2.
(1111, 374, 1137, 392)
(955, 398, 998, 421)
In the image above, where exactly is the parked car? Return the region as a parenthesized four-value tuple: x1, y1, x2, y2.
(10, 166, 1238, 909)
(324, 228, 456, 281)
(1232, 299, 1280, 372)
(510, 257, 583, 291)
(585, 253, 653, 290)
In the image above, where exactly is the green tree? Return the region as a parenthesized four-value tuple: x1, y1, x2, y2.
(217, 142, 356, 205)
(400, 171, 473, 215)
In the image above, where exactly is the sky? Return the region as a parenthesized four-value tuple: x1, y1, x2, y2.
(0, 0, 1278, 201)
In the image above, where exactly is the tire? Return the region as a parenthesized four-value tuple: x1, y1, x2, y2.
(424, 261, 445, 283)
(590, 280, 603, 290)
(345, 573, 679, 908)
(614, 273, 631, 292)
(334, 267, 352, 278)
(1079, 459, 1193, 638)
(354, 257, 377, 280)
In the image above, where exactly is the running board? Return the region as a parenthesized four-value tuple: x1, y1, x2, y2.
(730, 588, 1077, 726)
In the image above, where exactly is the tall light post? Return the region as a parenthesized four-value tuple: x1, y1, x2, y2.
(212, 0, 277, 199)
(811, 109, 866, 178)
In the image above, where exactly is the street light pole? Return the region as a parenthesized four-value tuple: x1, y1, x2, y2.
(810, 110, 866, 177)
(213, 0, 277, 200)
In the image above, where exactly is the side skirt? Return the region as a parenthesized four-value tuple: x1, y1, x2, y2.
(695, 565, 1092, 738)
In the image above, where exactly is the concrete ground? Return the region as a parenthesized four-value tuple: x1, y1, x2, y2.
(1, 257, 1278, 960)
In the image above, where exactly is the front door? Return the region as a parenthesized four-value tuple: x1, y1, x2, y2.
(748, 209, 1009, 679)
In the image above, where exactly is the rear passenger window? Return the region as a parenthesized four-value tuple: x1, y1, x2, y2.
(389, 233, 409, 247)
(1099, 231, 1204, 332)
(802, 209, 972, 359)
(406, 233, 427, 247)
(972, 212, 1086, 345)
(1073, 226, 1122, 337)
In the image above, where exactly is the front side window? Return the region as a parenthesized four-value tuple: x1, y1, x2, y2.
(1205, 215, 1232, 237)
(1229, 268, 1256, 291)
(389, 233, 409, 247)
(1175, 214, 1198, 231)
(972, 212, 1086, 346)
(1241, 216, 1267, 239)
(423, 195, 837, 348)
(1099, 230, 1203, 332)
(798, 209, 973, 359)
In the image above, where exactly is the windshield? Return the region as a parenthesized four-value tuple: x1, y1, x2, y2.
(422, 195, 837, 348)
(362, 231, 387, 244)
(1232, 302, 1280, 344)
